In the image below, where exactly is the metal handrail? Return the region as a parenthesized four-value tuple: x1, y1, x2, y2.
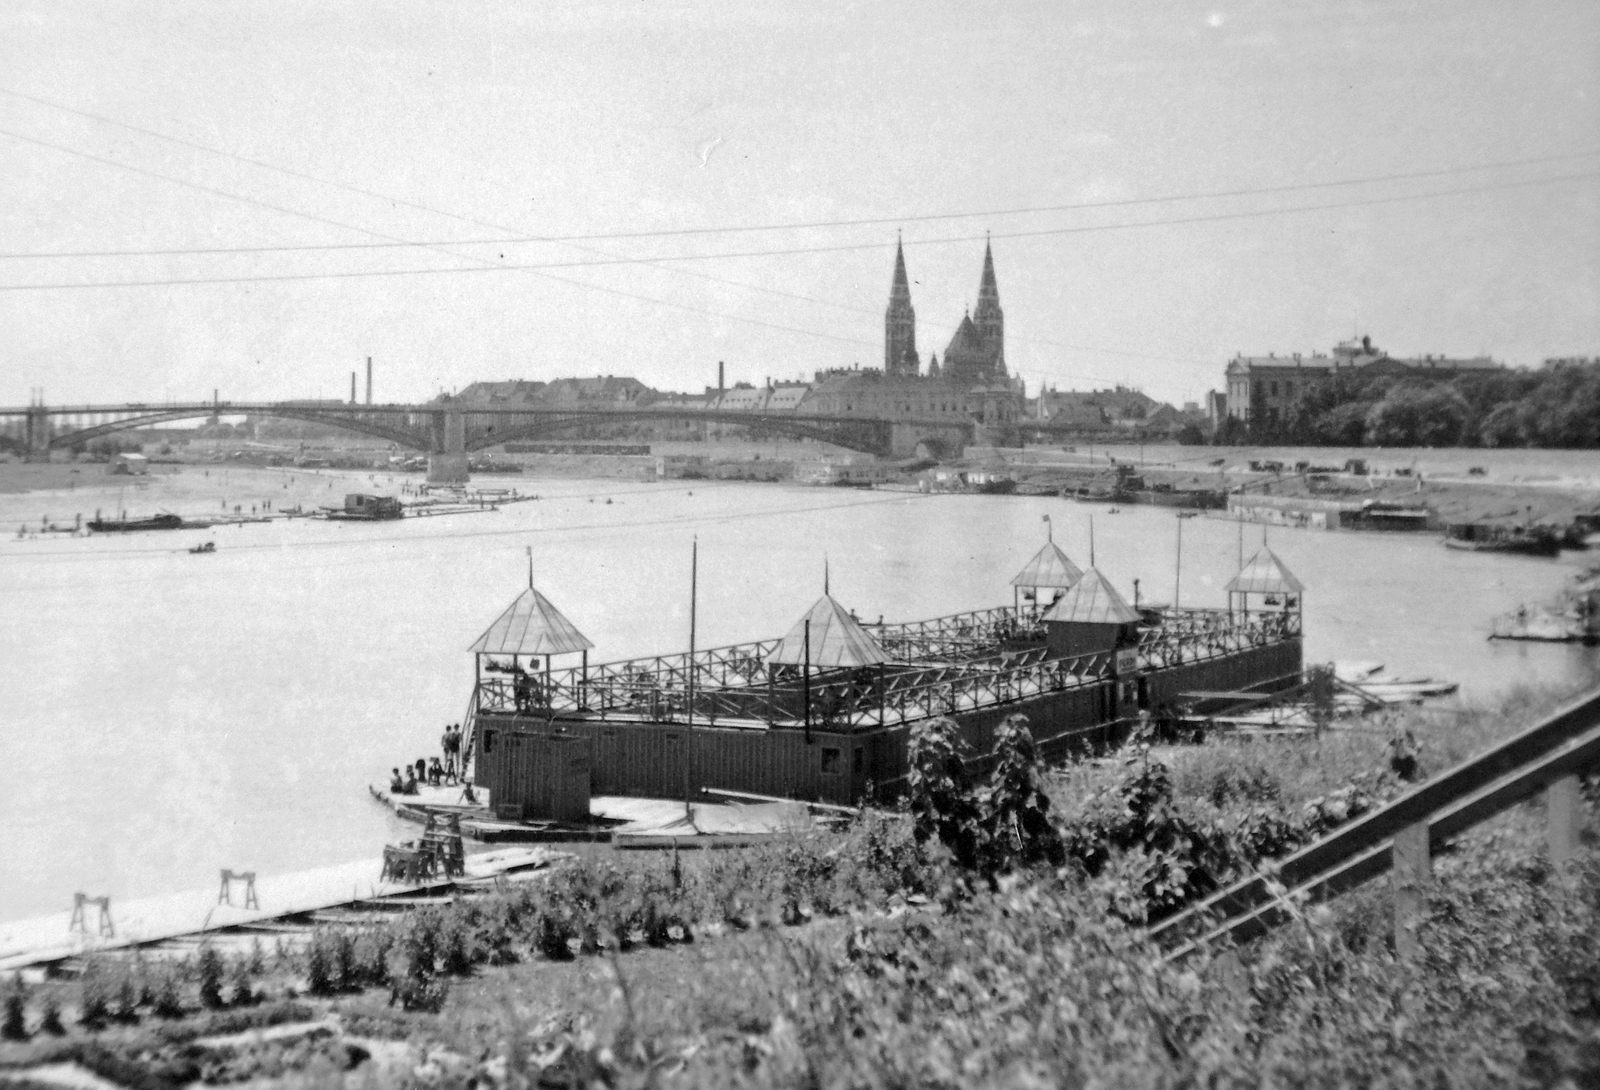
(1152, 684, 1600, 958)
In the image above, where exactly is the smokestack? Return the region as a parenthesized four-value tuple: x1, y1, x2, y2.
(717, 361, 725, 394)
(366, 357, 372, 405)
(350, 371, 357, 404)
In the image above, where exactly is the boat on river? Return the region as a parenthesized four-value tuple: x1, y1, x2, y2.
(87, 513, 184, 533)
(188, 541, 216, 554)
(1443, 522, 1564, 557)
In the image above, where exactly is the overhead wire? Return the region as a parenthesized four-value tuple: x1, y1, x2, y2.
(8, 90, 1594, 384)
(7, 92, 1594, 392)
(0, 161, 1592, 293)
(1, 82, 1593, 251)
(0, 91, 1151, 385)
(0, 124, 879, 350)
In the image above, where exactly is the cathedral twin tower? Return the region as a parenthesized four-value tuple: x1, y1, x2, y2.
(884, 239, 1007, 385)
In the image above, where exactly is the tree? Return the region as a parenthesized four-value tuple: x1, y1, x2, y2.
(1364, 384, 1468, 447)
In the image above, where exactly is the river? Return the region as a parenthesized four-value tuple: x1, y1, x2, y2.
(3, 473, 1597, 923)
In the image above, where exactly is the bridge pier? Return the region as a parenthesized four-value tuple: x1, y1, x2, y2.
(427, 405, 470, 485)
(25, 406, 52, 461)
(888, 420, 971, 460)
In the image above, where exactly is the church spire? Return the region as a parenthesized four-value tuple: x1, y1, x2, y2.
(978, 237, 998, 304)
(884, 234, 918, 377)
(891, 234, 911, 302)
(971, 237, 1005, 378)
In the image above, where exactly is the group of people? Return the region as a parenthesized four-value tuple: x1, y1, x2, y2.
(386, 722, 471, 797)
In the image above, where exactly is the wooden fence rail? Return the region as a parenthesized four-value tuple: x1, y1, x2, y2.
(1151, 684, 1600, 960)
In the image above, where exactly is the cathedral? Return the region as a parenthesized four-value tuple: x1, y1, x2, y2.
(884, 238, 1008, 385)
(803, 240, 1022, 444)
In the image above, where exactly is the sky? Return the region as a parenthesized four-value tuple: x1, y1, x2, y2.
(1, 0, 1596, 409)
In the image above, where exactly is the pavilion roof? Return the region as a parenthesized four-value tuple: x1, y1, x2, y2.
(1010, 540, 1084, 589)
(1039, 567, 1141, 625)
(768, 594, 889, 669)
(469, 586, 594, 657)
(1226, 548, 1305, 595)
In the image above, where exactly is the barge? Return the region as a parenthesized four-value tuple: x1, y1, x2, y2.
(466, 541, 1305, 815)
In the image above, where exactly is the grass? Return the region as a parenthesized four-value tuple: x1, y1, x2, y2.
(2, 686, 1598, 1087)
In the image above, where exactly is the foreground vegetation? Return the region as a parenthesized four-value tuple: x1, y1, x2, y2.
(2, 687, 1597, 1088)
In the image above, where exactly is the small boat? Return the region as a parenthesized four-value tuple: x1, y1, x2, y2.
(188, 541, 217, 554)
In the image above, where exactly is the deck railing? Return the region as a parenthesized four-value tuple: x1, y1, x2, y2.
(870, 606, 1045, 661)
(474, 604, 1301, 728)
(1136, 609, 1300, 670)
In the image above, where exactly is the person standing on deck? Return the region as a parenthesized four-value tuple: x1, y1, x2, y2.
(441, 724, 457, 782)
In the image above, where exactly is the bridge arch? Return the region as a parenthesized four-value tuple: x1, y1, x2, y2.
(43, 407, 434, 452)
(468, 410, 893, 456)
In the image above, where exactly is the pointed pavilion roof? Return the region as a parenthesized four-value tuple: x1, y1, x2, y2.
(768, 595, 889, 669)
(1010, 540, 1084, 589)
(469, 586, 595, 656)
(1226, 548, 1304, 596)
(1039, 567, 1141, 624)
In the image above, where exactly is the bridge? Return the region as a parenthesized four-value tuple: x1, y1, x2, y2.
(0, 399, 976, 481)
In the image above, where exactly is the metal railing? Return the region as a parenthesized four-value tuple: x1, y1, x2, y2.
(1152, 684, 1600, 961)
(473, 605, 1301, 729)
(870, 606, 1045, 661)
(1136, 609, 1301, 670)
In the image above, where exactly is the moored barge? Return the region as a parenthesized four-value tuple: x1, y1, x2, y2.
(465, 541, 1306, 816)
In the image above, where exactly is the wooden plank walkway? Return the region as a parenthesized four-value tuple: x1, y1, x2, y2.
(0, 847, 556, 973)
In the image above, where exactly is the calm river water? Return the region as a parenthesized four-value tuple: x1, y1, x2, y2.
(3, 476, 1597, 923)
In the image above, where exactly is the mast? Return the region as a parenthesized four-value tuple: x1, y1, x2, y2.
(1174, 512, 1183, 610)
(802, 617, 812, 745)
(685, 537, 698, 819)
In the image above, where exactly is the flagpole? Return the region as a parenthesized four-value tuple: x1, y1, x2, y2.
(685, 537, 697, 819)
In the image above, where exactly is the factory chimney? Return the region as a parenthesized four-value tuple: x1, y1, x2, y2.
(350, 371, 357, 405)
(366, 357, 373, 405)
(717, 360, 725, 395)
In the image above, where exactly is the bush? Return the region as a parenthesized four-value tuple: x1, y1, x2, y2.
(196, 944, 225, 1010)
(38, 993, 65, 1036)
(78, 966, 111, 1030)
(304, 930, 335, 996)
(2, 978, 27, 1041)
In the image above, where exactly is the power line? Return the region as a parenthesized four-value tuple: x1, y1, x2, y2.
(0, 119, 1149, 382)
(5, 149, 1596, 262)
(0, 166, 1592, 293)
(3, 81, 1593, 251)
(0, 88, 924, 341)
(0, 125, 878, 350)
(10, 90, 1570, 387)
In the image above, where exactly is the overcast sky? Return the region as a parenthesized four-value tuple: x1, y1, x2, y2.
(2, 0, 1596, 408)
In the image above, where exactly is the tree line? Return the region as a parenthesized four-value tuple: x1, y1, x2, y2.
(1219, 358, 1600, 448)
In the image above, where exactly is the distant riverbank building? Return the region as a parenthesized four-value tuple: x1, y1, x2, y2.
(1224, 335, 1502, 426)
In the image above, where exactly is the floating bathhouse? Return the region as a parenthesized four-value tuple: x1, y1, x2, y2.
(470, 545, 1304, 811)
